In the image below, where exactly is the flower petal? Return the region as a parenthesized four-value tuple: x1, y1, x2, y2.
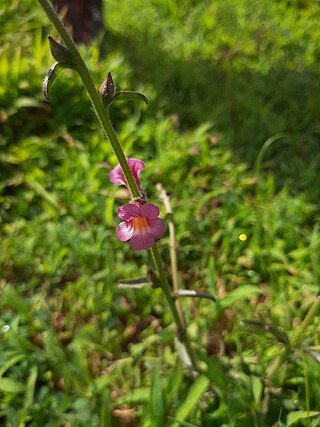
(127, 158, 145, 182)
(109, 164, 125, 186)
(140, 203, 159, 219)
(118, 204, 140, 220)
(148, 218, 165, 239)
(116, 221, 133, 241)
(130, 229, 155, 250)
(109, 158, 145, 188)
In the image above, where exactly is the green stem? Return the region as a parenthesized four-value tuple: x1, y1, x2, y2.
(151, 245, 198, 370)
(37, 0, 139, 198)
(156, 184, 185, 328)
(37, 0, 199, 370)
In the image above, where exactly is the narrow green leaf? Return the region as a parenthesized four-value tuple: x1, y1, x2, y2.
(251, 375, 262, 406)
(167, 419, 198, 427)
(18, 366, 39, 427)
(0, 378, 25, 394)
(13, 97, 44, 109)
(150, 367, 164, 427)
(111, 90, 149, 106)
(131, 335, 162, 358)
(24, 366, 38, 408)
(100, 387, 112, 427)
(199, 352, 232, 392)
(255, 134, 288, 175)
(42, 62, 71, 100)
(164, 359, 184, 408)
(170, 375, 209, 427)
(219, 285, 263, 310)
(114, 388, 150, 405)
(0, 354, 25, 377)
(287, 411, 320, 426)
(93, 375, 110, 392)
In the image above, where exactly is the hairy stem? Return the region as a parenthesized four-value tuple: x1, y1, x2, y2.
(37, 0, 139, 198)
(37, 0, 199, 370)
(151, 245, 198, 369)
(156, 183, 185, 328)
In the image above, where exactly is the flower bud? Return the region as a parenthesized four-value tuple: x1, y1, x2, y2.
(48, 36, 75, 66)
(99, 72, 115, 100)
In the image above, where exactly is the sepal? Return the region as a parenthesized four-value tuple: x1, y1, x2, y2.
(48, 36, 75, 66)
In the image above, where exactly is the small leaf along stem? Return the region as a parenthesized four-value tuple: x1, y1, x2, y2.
(37, 0, 199, 371)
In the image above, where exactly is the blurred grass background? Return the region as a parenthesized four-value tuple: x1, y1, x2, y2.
(1, 0, 320, 426)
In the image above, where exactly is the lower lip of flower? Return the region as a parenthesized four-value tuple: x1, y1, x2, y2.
(132, 217, 149, 231)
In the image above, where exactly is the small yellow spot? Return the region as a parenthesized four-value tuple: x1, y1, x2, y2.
(239, 233, 247, 241)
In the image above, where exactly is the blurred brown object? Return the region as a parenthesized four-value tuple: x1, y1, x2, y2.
(52, 0, 104, 43)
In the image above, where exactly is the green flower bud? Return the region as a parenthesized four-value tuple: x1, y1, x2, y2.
(48, 35, 75, 66)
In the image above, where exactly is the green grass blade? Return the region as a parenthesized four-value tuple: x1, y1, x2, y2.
(287, 411, 320, 426)
(150, 367, 164, 427)
(170, 376, 209, 427)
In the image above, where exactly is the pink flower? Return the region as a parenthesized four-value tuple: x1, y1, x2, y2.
(116, 202, 165, 250)
(109, 158, 145, 188)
